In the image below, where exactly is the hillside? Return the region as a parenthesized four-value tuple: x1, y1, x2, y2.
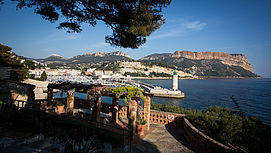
(36, 51, 132, 64)
(140, 51, 259, 78)
(34, 50, 259, 78)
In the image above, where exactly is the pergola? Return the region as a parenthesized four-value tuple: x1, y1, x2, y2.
(46, 82, 152, 138)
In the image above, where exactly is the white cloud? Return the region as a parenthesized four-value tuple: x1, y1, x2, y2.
(66, 34, 80, 40)
(182, 21, 207, 30)
(149, 19, 207, 40)
(41, 32, 80, 42)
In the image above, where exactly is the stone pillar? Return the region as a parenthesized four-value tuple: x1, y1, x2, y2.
(66, 88, 75, 116)
(87, 91, 93, 110)
(47, 87, 53, 106)
(11, 91, 19, 101)
(144, 96, 151, 131)
(128, 99, 137, 140)
(27, 87, 35, 102)
(92, 90, 101, 122)
(112, 96, 119, 123)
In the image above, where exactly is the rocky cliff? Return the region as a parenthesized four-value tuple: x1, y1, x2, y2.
(34, 50, 259, 78)
(140, 51, 258, 78)
(172, 51, 253, 72)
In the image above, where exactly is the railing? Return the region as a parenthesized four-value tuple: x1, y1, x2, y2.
(119, 106, 128, 118)
(0, 98, 131, 152)
(0, 98, 56, 134)
(118, 106, 185, 125)
(148, 110, 185, 125)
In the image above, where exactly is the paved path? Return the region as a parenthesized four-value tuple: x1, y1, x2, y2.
(132, 123, 195, 153)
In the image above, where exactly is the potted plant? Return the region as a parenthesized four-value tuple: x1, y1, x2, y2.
(136, 115, 146, 136)
(56, 101, 64, 114)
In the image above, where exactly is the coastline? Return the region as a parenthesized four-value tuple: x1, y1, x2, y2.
(131, 76, 262, 80)
(198, 76, 263, 79)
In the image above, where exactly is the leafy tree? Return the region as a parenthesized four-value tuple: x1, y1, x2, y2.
(0, 43, 29, 81)
(23, 59, 35, 70)
(0, 43, 12, 52)
(29, 74, 35, 79)
(40, 71, 47, 81)
(2, 0, 171, 48)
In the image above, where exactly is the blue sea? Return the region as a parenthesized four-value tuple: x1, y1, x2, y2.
(55, 78, 271, 125)
(137, 78, 271, 125)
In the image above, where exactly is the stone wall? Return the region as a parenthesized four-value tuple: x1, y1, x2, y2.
(182, 118, 233, 153)
(0, 80, 35, 102)
(23, 79, 49, 100)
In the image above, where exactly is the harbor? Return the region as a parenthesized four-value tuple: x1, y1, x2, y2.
(45, 71, 185, 99)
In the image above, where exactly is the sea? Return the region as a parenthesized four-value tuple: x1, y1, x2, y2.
(137, 78, 271, 125)
(55, 78, 271, 125)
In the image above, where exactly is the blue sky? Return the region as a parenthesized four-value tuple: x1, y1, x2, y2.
(0, 0, 271, 77)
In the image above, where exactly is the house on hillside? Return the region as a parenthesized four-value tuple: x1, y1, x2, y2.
(104, 70, 113, 75)
(94, 70, 104, 76)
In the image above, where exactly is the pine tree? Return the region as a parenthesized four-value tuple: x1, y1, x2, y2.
(40, 71, 47, 81)
(1, 0, 171, 48)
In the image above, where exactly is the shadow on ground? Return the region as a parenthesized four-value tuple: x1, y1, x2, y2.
(132, 135, 161, 153)
(165, 120, 197, 153)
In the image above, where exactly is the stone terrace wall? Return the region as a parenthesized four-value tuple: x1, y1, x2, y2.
(183, 118, 233, 153)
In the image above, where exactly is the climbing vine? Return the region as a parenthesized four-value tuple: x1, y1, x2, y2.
(110, 86, 146, 107)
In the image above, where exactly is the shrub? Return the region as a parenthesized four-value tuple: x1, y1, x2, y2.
(151, 102, 271, 152)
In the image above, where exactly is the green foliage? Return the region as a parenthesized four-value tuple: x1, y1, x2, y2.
(186, 106, 243, 143)
(0, 43, 12, 52)
(151, 102, 271, 152)
(124, 72, 148, 77)
(29, 74, 35, 79)
(136, 115, 146, 125)
(23, 59, 35, 70)
(0, 43, 30, 81)
(40, 71, 47, 81)
(7, 0, 172, 48)
(112, 86, 145, 106)
(81, 71, 86, 75)
(149, 72, 171, 77)
(151, 101, 186, 114)
(56, 101, 64, 106)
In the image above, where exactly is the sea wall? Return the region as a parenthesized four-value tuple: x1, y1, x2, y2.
(182, 118, 233, 153)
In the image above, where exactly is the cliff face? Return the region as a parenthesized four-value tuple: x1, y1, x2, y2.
(172, 51, 253, 72)
(140, 51, 258, 77)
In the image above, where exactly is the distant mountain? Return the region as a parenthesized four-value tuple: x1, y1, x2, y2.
(140, 51, 259, 78)
(36, 51, 132, 64)
(35, 50, 260, 78)
(67, 51, 131, 64)
(37, 54, 67, 63)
